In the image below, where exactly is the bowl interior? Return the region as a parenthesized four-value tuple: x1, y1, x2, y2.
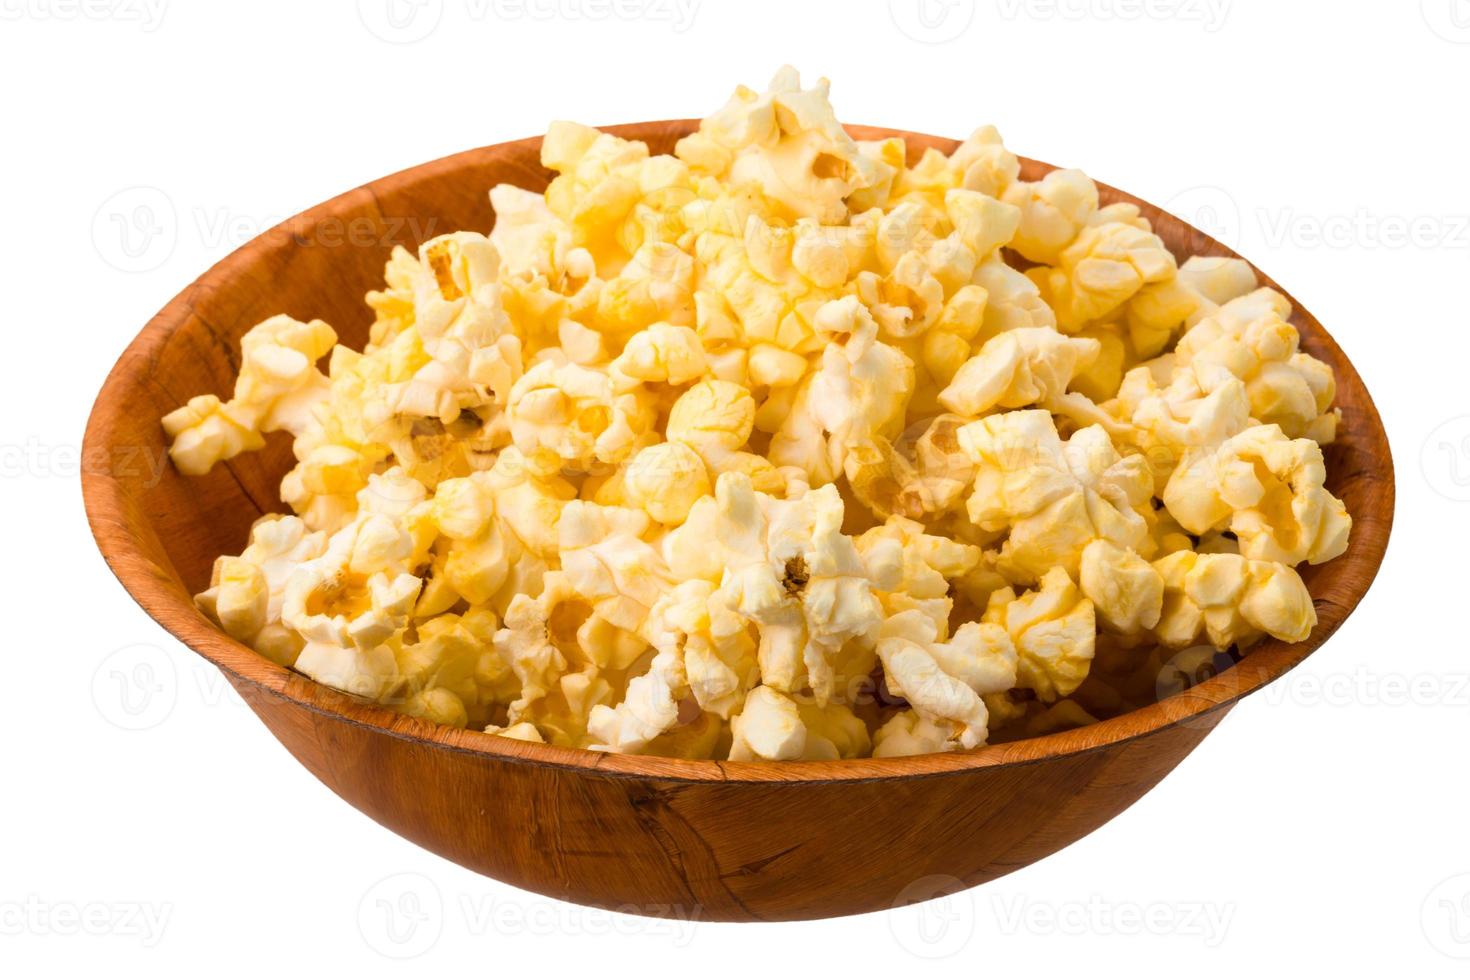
(83, 121, 1394, 780)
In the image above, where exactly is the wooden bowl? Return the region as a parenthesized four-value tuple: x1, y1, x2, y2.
(82, 121, 1394, 922)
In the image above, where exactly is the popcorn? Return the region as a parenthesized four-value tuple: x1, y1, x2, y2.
(958, 410, 1154, 583)
(856, 515, 980, 632)
(1169, 288, 1340, 442)
(938, 326, 1103, 418)
(196, 515, 327, 666)
(1153, 551, 1317, 649)
(1078, 539, 1163, 635)
(622, 441, 712, 525)
(1001, 168, 1098, 266)
(876, 609, 1016, 751)
(506, 358, 654, 468)
(768, 296, 914, 485)
(874, 711, 960, 757)
(1163, 424, 1352, 565)
(1177, 255, 1258, 306)
(1030, 220, 1177, 331)
(727, 686, 808, 761)
(698, 473, 887, 703)
(163, 314, 336, 475)
(677, 67, 876, 225)
(383, 232, 523, 425)
(983, 567, 1097, 702)
(727, 686, 867, 761)
(974, 254, 1058, 336)
(165, 67, 1352, 760)
(556, 501, 671, 635)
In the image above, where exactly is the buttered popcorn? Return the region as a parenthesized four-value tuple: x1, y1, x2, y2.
(164, 68, 1353, 759)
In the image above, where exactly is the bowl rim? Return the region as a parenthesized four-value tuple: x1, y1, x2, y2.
(82, 119, 1395, 785)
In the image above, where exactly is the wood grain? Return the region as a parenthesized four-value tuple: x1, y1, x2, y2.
(81, 121, 1395, 921)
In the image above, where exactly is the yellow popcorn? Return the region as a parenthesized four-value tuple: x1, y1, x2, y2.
(1170, 288, 1340, 442)
(727, 686, 867, 761)
(1002, 168, 1099, 265)
(1153, 551, 1316, 650)
(162, 314, 336, 475)
(557, 501, 671, 636)
(677, 67, 876, 225)
(873, 710, 965, 757)
(609, 322, 707, 390)
(379, 233, 524, 425)
(1078, 539, 1163, 635)
(196, 515, 328, 666)
(958, 410, 1153, 583)
(984, 567, 1097, 702)
(1163, 424, 1352, 566)
(1109, 360, 1253, 486)
(487, 183, 587, 284)
(506, 358, 654, 468)
(857, 515, 980, 632)
(622, 441, 711, 525)
(1177, 255, 1258, 306)
(492, 571, 643, 746)
(542, 121, 696, 269)
(974, 253, 1057, 335)
(485, 721, 546, 743)
(938, 326, 1103, 419)
(704, 474, 888, 703)
(768, 296, 914, 485)
(1030, 220, 1177, 331)
(165, 67, 1352, 759)
(876, 609, 1016, 751)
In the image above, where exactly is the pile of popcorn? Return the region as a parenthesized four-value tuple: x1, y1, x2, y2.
(163, 68, 1351, 760)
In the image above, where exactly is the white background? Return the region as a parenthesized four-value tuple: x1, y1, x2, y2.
(3, 0, 1466, 973)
